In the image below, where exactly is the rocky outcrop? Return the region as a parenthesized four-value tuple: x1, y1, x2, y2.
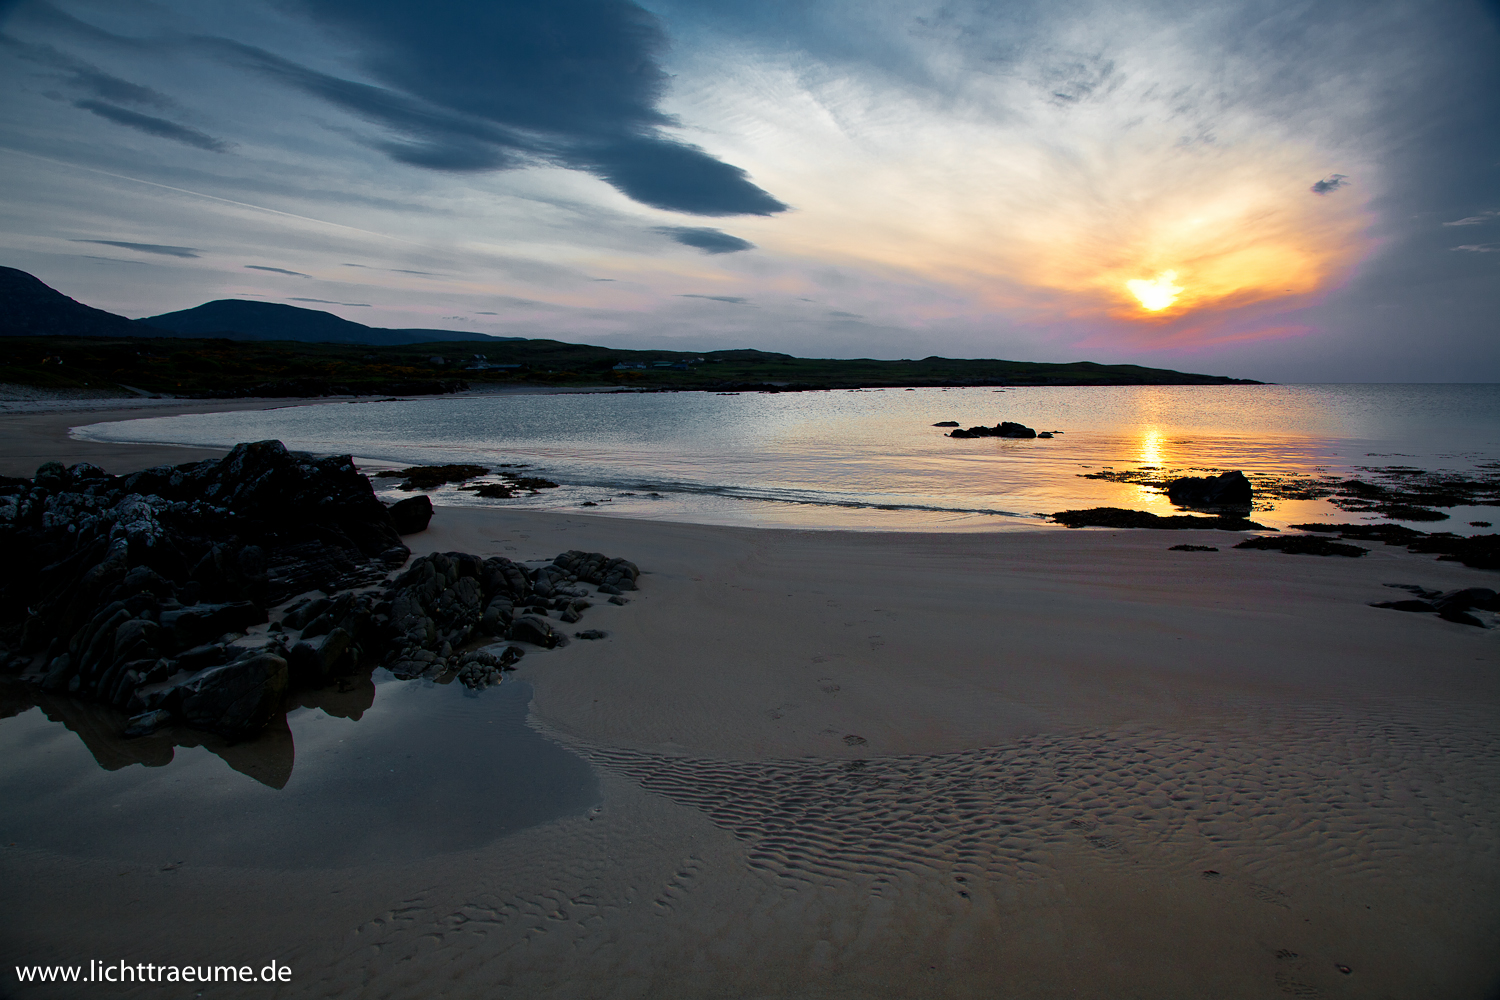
(1051, 507, 1268, 531)
(387, 495, 433, 534)
(0, 442, 641, 742)
(948, 421, 1037, 439)
(1165, 471, 1252, 509)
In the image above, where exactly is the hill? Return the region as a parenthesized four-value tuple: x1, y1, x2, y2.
(0, 267, 510, 346)
(138, 299, 512, 345)
(0, 266, 154, 339)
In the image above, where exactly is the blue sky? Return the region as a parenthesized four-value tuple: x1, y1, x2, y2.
(1, 0, 1497, 380)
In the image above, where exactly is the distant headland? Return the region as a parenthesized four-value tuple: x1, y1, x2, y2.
(0, 266, 1260, 398)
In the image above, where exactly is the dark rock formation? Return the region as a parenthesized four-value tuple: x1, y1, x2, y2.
(1168, 544, 1218, 552)
(1291, 523, 1500, 570)
(948, 421, 1037, 439)
(374, 464, 489, 491)
(932, 421, 959, 427)
(388, 495, 433, 534)
(1233, 536, 1367, 557)
(1, 441, 642, 739)
(1051, 508, 1268, 531)
(1371, 585, 1500, 628)
(1165, 470, 1252, 509)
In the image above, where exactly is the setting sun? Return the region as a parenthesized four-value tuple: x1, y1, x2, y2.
(1126, 270, 1185, 312)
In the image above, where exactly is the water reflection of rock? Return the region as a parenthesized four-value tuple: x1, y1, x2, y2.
(30, 690, 298, 788)
(5, 666, 418, 791)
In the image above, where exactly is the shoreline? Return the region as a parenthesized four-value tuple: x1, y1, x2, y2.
(4, 399, 1500, 998)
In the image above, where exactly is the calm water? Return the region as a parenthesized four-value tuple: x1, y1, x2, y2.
(0, 677, 598, 866)
(73, 384, 1500, 531)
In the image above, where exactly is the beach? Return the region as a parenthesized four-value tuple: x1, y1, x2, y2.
(3, 396, 1499, 999)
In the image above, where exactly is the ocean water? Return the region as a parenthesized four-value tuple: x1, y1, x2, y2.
(72, 383, 1500, 531)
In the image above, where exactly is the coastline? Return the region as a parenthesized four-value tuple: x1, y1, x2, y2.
(3, 402, 1499, 997)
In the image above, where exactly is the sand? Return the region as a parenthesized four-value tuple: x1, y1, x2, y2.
(2, 402, 1499, 999)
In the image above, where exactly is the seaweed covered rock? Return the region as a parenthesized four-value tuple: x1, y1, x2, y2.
(1165, 470, 1252, 509)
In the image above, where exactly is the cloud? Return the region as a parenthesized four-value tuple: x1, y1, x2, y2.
(475, 311, 498, 315)
(288, 297, 371, 305)
(1443, 212, 1498, 226)
(828, 310, 863, 318)
(73, 99, 230, 152)
(1, 35, 177, 110)
(655, 226, 756, 253)
(71, 239, 200, 258)
(207, 1, 786, 216)
(1452, 243, 1500, 253)
(680, 293, 748, 304)
(245, 264, 310, 276)
(1310, 174, 1349, 195)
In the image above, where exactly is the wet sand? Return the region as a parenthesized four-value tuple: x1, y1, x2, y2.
(3, 409, 1499, 998)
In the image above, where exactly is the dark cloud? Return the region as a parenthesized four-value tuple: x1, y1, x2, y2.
(680, 293, 748, 304)
(655, 226, 756, 254)
(71, 239, 200, 258)
(245, 264, 310, 277)
(1310, 174, 1348, 195)
(1, 35, 177, 109)
(828, 310, 863, 318)
(288, 297, 371, 306)
(475, 311, 498, 315)
(73, 99, 230, 151)
(208, 1, 786, 215)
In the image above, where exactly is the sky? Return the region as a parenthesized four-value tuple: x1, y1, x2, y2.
(0, 0, 1496, 382)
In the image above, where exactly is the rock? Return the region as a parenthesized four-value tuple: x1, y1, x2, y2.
(1434, 587, 1499, 611)
(1052, 508, 1268, 531)
(1234, 536, 1367, 558)
(388, 494, 433, 534)
(178, 653, 289, 738)
(123, 708, 173, 738)
(286, 627, 356, 686)
(1165, 470, 1252, 508)
(1370, 600, 1438, 613)
(1037, 432, 1053, 439)
(1168, 544, 1218, 552)
(509, 614, 568, 648)
(575, 629, 608, 640)
(948, 421, 1037, 439)
(932, 421, 959, 427)
(1376, 505, 1449, 522)
(160, 601, 268, 648)
(608, 595, 630, 606)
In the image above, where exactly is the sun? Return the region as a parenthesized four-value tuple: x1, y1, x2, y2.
(1126, 270, 1184, 312)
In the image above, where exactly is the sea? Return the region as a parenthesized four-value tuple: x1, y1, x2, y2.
(70, 383, 1500, 532)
